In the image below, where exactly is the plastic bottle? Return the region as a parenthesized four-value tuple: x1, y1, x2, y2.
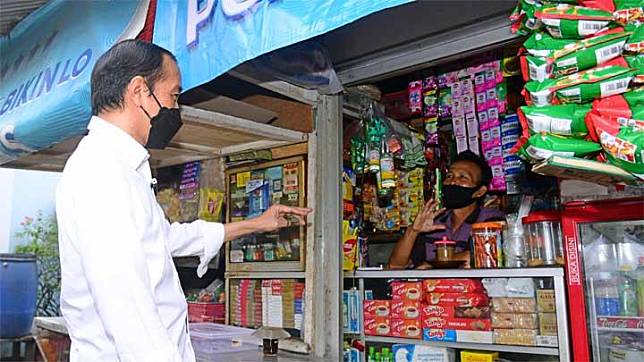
(379, 139, 395, 189)
(367, 347, 376, 362)
(374, 352, 381, 362)
(381, 348, 391, 362)
(619, 276, 639, 316)
(595, 273, 620, 316)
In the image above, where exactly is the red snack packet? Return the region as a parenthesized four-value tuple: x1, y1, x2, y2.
(425, 292, 490, 307)
(423, 279, 484, 294)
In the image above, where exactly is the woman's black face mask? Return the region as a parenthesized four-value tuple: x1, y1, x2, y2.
(140, 87, 182, 150)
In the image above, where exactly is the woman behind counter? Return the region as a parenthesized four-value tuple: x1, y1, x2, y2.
(388, 151, 505, 269)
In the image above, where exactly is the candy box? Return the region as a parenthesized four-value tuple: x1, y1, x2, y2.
(537, 289, 556, 312)
(392, 344, 454, 362)
(421, 304, 491, 319)
(422, 316, 492, 331)
(391, 318, 423, 339)
(460, 350, 499, 362)
(423, 328, 457, 342)
(491, 312, 539, 329)
(391, 281, 423, 301)
(422, 279, 484, 293)
(491, 298, 537, 313)
(363, 300, 391, 318)
(391, 300, 422, 320)
(425, 292, 489, 307)
(364, 317, 391, 336)
(493, 328, 537, 346)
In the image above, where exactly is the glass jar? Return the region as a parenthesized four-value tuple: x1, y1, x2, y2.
(471, 222, 505, 268)
(522, 211, 564, 267)
(434, 236, 456, 262)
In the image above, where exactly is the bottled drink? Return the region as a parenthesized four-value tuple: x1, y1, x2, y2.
(637, 275, 644, 317)
(619, 276, 638, 316)
(367, 347, 376, 362)
(595, 274, 620, 316)
(379, 140, 395, 189)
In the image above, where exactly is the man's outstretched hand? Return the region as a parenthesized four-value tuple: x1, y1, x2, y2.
(254, 205, 312, 232)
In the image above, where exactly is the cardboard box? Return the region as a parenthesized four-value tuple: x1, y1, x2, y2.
(491, 298, 536, 313)
(422, 279, 484, 294)
(537, 289, 556, 313)
(422, 316, 492, 331)
(493, 328, 537, 346)
(491, 313, 539, 329)
(423, 328, 457, 342)
(539, 312, 558, 336)
(460, 350, 499, 362)
(421, 305, 491, 319)
(423, 329, 493, 344)
(364, 317, 391, 336)
(392, 344, 454, 362)
(391, 301, 422, 320)
(363, 300, 391, 318)
(425, 293, 489, 307)
(392, 281, 424, 301)
(391, 319, 423, 339)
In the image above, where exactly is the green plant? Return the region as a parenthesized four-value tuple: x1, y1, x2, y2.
(15, 210, 61, 317)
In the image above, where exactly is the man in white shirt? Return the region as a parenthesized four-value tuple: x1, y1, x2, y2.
(56, 40, 311, 362)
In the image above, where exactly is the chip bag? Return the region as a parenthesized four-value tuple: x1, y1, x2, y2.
(198, 188, 224, 222)
(624, 23, 643, 53)
(522, 29, 631, 81)
(523, 63, 635, 106)
(585, 88, 644, 141)
(519, 104, 591, 137)
(512, 132, 602, 162)
(625, 54, 644, 83)
(536, 5, 615, 39)
(599, 126, 644, 175)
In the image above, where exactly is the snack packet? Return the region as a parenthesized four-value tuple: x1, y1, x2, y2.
(522, 29, 631, 81)
(523, 63, 635, 106)
(599, 125, 644, 175)
(590, 87, 644, 119)
(625, 54, 644, 83)
(513, 132, 602, 162)
(510, 0, 548, 35)
(518, 104, 592, 137)
(536, 5, 614, 39)
(624, 23, 643, 53)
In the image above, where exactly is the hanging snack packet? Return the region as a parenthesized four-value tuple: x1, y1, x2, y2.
(600, 126, 644, 175)
(518, 104, 592, 137)
(198, 188, 224, 222)
(522, 31, 575, 59)
(510, 0, 549, 35)
(581, 0, 642, 13)
(513, 132, 602, 162)
(536, 5, 614, 39)
(624, 23, 643, 53)
(590, 87, 644, 118)
(586, 110, 644, 142)
(522, 29, 631, 82)
(625, 54, 644, 83)
(523, 63, 635, 106)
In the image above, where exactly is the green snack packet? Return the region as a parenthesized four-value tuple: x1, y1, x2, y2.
(624, 23, 643, 53)
(524, 64, 635, 106)
(521, 132, 603, 162)
(600, 125, 644, 176)
(537, 5, 614, 39)
(524, 30, 631, 81)
(625, 54, 644, 83)
(519, 104, 592, 137)
(511, 0, 546, 35)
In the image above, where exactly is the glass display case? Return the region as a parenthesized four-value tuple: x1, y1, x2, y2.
(225, 157, 307, 272)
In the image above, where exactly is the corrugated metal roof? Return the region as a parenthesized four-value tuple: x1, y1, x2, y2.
(0, 0, 50, 36)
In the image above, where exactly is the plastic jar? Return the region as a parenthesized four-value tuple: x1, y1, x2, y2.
(471, 222, 505, 268)
(435, 237, 456, 262)
(522, 211, 564, 267)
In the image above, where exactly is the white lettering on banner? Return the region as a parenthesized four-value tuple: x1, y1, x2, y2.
(186, 0, 216, 47)
(566, 235, 580, 285)
(186, 0, 274, 47)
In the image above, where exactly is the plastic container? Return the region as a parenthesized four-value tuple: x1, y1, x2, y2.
(187, 302, 225, 323)
(471, 222, 505, 268)
(0, 254, 38, 338)
(594, 273, 620, 316)
(522, 211, 564, 267)
(435, 237, 456, 262)
(189, 323, 260, 359)
(504, 215, 526, 268)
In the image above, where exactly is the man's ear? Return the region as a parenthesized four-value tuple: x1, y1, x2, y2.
(125, 75, 148, 108)
(473, 185, 487, 198)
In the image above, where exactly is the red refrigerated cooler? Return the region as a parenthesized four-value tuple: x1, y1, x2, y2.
(562, 197, 644, 362)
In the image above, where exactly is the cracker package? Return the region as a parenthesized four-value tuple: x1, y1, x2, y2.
(518, 104, 591, 137)
(600, 125, 644, 176)
(513, 132, 602, 162)
(523, 29, 631, 82)
(523, 63, 635, 106)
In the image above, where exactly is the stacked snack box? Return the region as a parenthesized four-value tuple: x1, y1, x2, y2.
(486, 278, 540, 346)
(421, 279, 493, 344)
(364, 299, 392, 337)
(391, 281, 424, 339)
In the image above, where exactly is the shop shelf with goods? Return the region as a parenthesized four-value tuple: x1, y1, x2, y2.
(344, 268, 569, 362)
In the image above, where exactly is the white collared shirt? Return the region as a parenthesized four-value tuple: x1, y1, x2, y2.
(56, 116, 224, 362)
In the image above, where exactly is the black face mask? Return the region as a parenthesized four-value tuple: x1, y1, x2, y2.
(140, 88, 182, 150)
(442, 184, 480, 210)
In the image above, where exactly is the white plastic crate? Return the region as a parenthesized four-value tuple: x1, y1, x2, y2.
(189, 323, 261, 359)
